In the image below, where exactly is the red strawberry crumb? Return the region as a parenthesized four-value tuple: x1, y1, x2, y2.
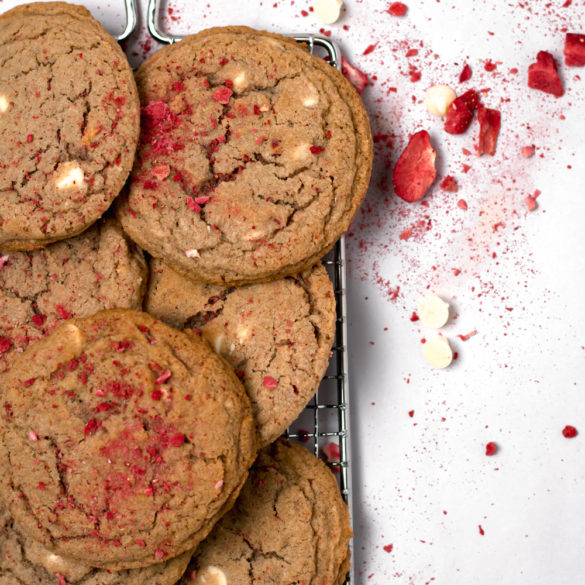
(135, 539, 146, 547)
(408, 410, 414, 417)
(155, 369, 172, 384)
(528, 51, 564, 97)
(341, 57, 369, 94)
(476, 107, 501, 156)
(21, 378, 35, 387)
(409, 68, 422, 82)
(323, 441, 340, 463)
(151, 389, 163, 401)
(459, 63, 472, 83)
(84, 418, 101, 437)
(457, 199, 468, 210)
(521, 145, 535, 158)
(32, 314, 46, 326)
(57, 573, 67, 585)
(383, 544, 394, 553)
(410, 312, 419, 322)
(485, 441, 498, 456)
(38, 481, 45, 490)
(388, 2, 407, 16)
(525, 196, 538, 211)
(444, 89, 480, 134)
(479, 525, 485, 535)
(440, 176, 458, 192)
(27, 134, 33, 143)
(186, 196, 201, 213)
(310, 145, 325, 154)
(170, 433, 186, 447)
(212, 86, 233, 104)
(154, 549, 167, 560)
(262, 376, 278, 389)
(484, 60, 497, 72)
(562, 425, 578, 438)
(363, 43, 378, 56)
(564, 33, 585, 67)
(399, 228, 412, 240)
(462, 164, 471, 173)
(28, 430, 38, 441)
(151, 164, 170, 181)
(392, 130, 436, 203)
(457, 330, 477, 341)
(0, 337, 12, 355)
(298, 429, 310, 443)
(56, 305, 71, 319)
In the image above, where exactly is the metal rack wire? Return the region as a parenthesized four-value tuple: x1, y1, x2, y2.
(145, 4, 353, 583)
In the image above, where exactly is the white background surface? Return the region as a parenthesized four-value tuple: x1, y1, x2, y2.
(3, 0, 584, 583)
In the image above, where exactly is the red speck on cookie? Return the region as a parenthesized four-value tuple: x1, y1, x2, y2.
(485, 442, 498, 456)
(154, 549, 168, 560)
(459, 63, 472, 82)
(440, 176, 458, 192)
(564, 33, 585, 67)
(383, 543, 394, 553)
(56, 305, 72, 319)
(528, 51, 564, 97)
(341, 57, 369, 94)
(56, 573, 67, 585)
(392, 130, 436, 203)
(562, 425, 578, 438)
(170, 433, 186, 447)
(21, 378, 35, 387)
(310, 145, 325, 154)
(212, 86, 233, 104)
(32, 314, 46, 326)
(84, 418, 101, 437)
(444, 89, 480, 135)
(155, 369, 172, 384)
(476, 107, 501, 156)
(0, 337, 12, 355)
(28, 430, 38, 441)
(387, 2, 407, 16)
(262, 376, 278, 389)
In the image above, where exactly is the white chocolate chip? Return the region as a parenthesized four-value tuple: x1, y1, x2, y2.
(423, 336, 453, 369)
(424, 85, 457, 117)
(55, 162, 85, 191)
(418, 294, 450, 329)
(313, 0, 343, 24)
(236, 325, 250, 344)
(193, 566, 228, 585)
(185, 249, 200, 258)
(232, 71, 248, 92)
(0, 95, 9, 113)
(203, 329, 225, 354)
(61, 323, 84, 350)
(302, 83, 319, 107)
(292, 143, 311, 161)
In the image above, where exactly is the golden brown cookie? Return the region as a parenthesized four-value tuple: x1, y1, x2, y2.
(0, 500, 192, 585)
(183, 439, 352, 585)
(0, 310, 257, 570)
(0, 2, 140, 250)
(118, 26, 372, 285)
(0, 217, 147, 373)
(145, 259, 336, 447)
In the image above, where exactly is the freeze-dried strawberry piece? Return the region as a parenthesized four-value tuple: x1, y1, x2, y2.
(440, 175, 458, 192)
(388, 2, 408, 16)
(341, 56, 369, 94)
(564, 33, 585, 67)
(444, 90, 480, 134)
(459, 63, 472, 83)
(528, 51, 564, 97)
(476, 106, 501, 156)
(392, 130, 437, 203)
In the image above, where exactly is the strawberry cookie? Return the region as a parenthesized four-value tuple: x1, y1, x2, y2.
(0, 310, 257, 570)
(0, 3, 139, 250)
(145, 260, 336, 446)
(118, 26, 372, 285)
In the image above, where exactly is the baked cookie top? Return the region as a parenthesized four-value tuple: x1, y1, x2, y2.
(118, 26, 372, 285)
(184, 439, 352, 585)
(0, 309, 257, 570)
(145, 260, 336, 447)
(0, 2, 140, 250)
(0, 217, 147, 374)
(0, 501, 192, 585)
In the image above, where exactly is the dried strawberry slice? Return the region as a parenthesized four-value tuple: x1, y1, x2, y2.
(341, 56, 368, 94)
(444, 89, 480, 135)
(459, 63, 472, 83)
(392, 130, 436, 203)
(564, 33, 585, 67)
(388, 2, 408, 16)
(476, 106, 501, 156)
(527, 51, 564, 97)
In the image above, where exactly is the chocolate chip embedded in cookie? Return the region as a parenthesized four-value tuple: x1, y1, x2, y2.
(183, 439, 352, 585)
(117, 26, 372, 285)
(0, 500, 192, 585)
(0, 309, 257, 570)
(0, 217, 147, 374)
(0, 2, 140, 250)
(145, 259, 336, 446)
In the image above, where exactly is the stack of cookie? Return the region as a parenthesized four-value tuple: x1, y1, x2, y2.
(0, 4, 372, 585)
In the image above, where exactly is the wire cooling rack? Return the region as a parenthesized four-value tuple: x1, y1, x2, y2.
(145, 4, 354, 583)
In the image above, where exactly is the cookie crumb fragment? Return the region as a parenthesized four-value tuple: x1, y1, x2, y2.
(422, 336, 453, 369)
(418, 294, 450, 329)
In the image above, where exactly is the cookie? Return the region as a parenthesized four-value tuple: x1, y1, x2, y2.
(0, 217, 147, 373)
(117, 26, 372, 285)
(145, 259, 336, 447)
(0, 309, 257, 570)
(0, 501, 192, 585)
(0, 2, 140, 250)
(183, 439, 352, 585)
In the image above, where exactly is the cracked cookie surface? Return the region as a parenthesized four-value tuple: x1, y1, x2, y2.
(0, 2, 140, 250)
(145, 260, 336, 447)
(0, 217, 147, 374)
(118, 26, 372, 286)
(183, 438, 352, 585)
(0, 309, 257, 570)
(0, 500, 192, 585)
